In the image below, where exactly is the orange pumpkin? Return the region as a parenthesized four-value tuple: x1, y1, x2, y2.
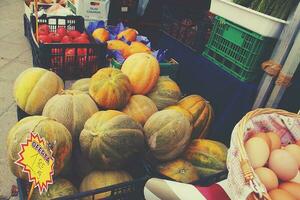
(121, 53, 160, 95)
(122, 95, 157, 125)
(117, 28, 138, 42)
(89, 68, 132, 109)
(177, 95, 213, 139)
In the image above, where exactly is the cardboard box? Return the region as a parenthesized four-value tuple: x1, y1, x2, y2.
(67, 0, 110, 26)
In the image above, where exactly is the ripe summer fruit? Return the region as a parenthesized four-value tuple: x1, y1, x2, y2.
(144, 110, 193, 161)
(61, 35, 72, 43)
(283, 144, 300, 168)
(81, 33, 89, 38)
(13, 67, 64, 115)
(266, 132, 281, 150)
(56, 27, 67, 37)
(73, 36, 90, 44)
(268, 149, 298, 181)
(80, 170, 133, 200)
(31, 178, 77, 199)
(49, 32, 63, 43)
(147, 76, 182, 110)
(245, 137, 270, 168)
(79, 110, 145, 169)
(157, 159, 199, 183)
(249, 132, 272, 150)
(7, 116, 72, 179)
(121, 53, 160, 95)
(89, 68, 132, 109)
(67, 30, 81, 39)
(38, 34, 52, 43)
(42, 90, 99, 140)
(177, 95, 214, 139)
(184, 139, 228, 177)
(122, 95, 158, 125)
(38, 24, 50, 35)
(70, 78, 90, 93)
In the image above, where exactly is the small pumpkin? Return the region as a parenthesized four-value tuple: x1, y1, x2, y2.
(148, 76, 181, 110)
(178, 95, 213, 139)
(89, 68, 132, 110)
(13, 67, 64, 115)
(144, 110, 193, 161)
(158, 159, 199, 183)
(122, 95, 157, 125)
(121, 53, 160, 95)
(80, 170, 133, 200)
(31, 178, 77, 199)
(107, 40, 130, 58)
(184, 139, 228, 177)
(79, 110, 145, 169)
(42, 90, 98, 140)
(7, 116, 72, 179)
(70, 78, 90, 93)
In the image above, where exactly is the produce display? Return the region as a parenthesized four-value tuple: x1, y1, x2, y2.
(147, 76, 182, 110)
(244, 131, 300, 199)
(13, 67, 64, 115)
(233, 0, 298, 20)
(11, 33, 223, 198)
(7, 116, 72, 179)
(31, 178, 78, 200)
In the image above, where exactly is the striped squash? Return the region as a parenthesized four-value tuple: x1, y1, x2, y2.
(148, 76, 181, 110)
(122, 95, 157, 125)
(121, 53, 160, 95)
(13, 67, 64, 115)
(184, 139, 228, 177)
(178, 95, 213, 139)
(164, 105, 193, 123)
(79, 110, 145, 169)
(89, 68, 132, 110)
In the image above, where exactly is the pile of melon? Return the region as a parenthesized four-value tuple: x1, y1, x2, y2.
(245, 132, 300, 200)
(8, 52, 225, 198)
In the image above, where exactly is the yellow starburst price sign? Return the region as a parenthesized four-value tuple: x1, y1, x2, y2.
(15, 132, 55, 198)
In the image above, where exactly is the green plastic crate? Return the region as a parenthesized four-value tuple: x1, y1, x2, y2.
(203, 47, 259, 82)
(110, 58, 180, 80)
(206, 16, 274, 72)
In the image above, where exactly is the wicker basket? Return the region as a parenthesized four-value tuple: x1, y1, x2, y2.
(227, 108, 300, 200)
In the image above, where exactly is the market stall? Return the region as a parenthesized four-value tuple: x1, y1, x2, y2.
(5, 0, 300, 199)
